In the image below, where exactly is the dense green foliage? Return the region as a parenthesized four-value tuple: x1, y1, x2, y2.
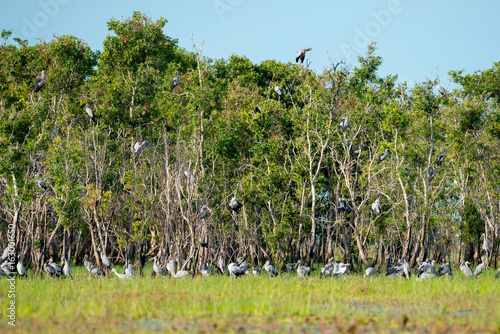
(1, 13, 499, 273)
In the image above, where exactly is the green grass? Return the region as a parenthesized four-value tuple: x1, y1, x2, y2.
(1, 266, 499, 333)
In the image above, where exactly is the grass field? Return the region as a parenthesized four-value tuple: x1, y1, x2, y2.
(1, 266, 499, 333)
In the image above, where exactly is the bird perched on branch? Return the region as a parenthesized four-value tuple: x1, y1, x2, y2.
(274, 85, 284, 102)
(377, 149, 390, 164)
(436, 81, 446, 97)
(84, 104, 96, 123)
(34, 70, 47, 92)
(339, 116, 350, 131)
(171, 71, 180, 90)
(132, 141, 151, 155)
(296, 47, 312, 64)
(436, 149, 446, 166)
(229, 197, 242, 214)
(372, 197, 382, 216)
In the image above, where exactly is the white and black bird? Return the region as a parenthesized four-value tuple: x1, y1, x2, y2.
(34, 70, 47, 92)
(481, 233, 491, 258)
(153, 256, 167, 276)
(170, 71, 180, 90)
(377, 149, 390, 164)
(16, 255, 26, 277)
(62, 257, 73, 280)
(372, 197, 382, 216)
(37, 179, 47, 191)
(263, 260, 278, 277)
(228, 262, 245, 278)
(124, 261, 134, 277)
(274, 85, 285, 102)
(460, 259, 473, 277)
(132, 141, 151, 155)
(436, 81, 446, 97)
(49, 257, 62, 277)
(295, 47, 312, 64)
(84, 104, 96, 123)
(428, 168, 436, 183)
(436, 149, 446, 166)
(112, 268, 133, 280)
(339, 116, 350, 131)
(295, 260, 308, 279)
(174, 270, 194, 278)
(286, 263, 296, 272)
(198, 264, 212, 277)
(437, 260, 452, 277)
(252, 267, 261, 276)
(229, 197, 242, 214)
(474, 257, 485, 277)
(252, 106, 262, 117)
(365, 267, 378, 277)
(199, 205, 210, 219)
(43, 260, 57, 277)
(337, 198, 350, 214)
(97, 247, 111, 273)
(91, 267, 104, 278)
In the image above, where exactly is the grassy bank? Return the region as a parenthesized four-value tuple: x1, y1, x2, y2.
(1, 266, 499, 333)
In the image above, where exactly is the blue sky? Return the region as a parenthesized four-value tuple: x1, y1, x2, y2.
(2, 0, 499, 89)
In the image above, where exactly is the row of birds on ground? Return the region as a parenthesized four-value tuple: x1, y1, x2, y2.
(2, 242, 498, 280)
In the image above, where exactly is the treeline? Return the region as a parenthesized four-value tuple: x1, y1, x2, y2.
(1, 12, 499, 274)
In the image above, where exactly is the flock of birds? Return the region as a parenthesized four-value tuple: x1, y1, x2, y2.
(1, 242, 498, 281)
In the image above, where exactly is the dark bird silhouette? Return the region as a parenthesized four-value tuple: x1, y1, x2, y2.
(170, 71, 180, 90)
(252, 106, 262, 116)
(436, 149, 446, 166)
(428, 168, 436, 183)
(377, 149, 390, 164)
(339, 116, 350, 131)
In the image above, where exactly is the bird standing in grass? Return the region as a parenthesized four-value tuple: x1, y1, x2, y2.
(153, 256, 167, 276)
(49, 258, 62, 277)
(263, 260, 278, 277)
(62, 257, 73, 280)
(125, 261, 134, 277)
(97, 247, 111, 274)
(474, 257, 485, 277)
(460, 259, 473, 277)
(43, 260, 57, 278)
(112, 268, 133, 280)
(17, 255, 26, 277)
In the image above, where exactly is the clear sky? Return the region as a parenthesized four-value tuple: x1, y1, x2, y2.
(2, 0, 499, 89)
